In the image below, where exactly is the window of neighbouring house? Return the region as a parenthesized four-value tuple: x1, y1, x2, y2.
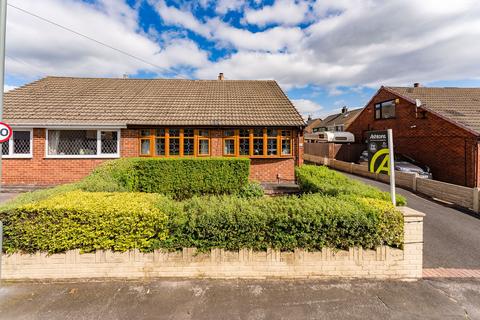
(375, 100, 396, 119)
(47, 129, 119, 157)
(1, 129, 33, 158)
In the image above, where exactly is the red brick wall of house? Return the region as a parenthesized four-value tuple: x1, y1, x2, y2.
(348, 88, 479, 187)
(2, 127, 302, 186)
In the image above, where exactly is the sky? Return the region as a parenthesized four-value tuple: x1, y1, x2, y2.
(4, 0, 480, 119)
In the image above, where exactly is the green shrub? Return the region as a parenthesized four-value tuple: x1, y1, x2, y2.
(236, 181, 264, 198)
(81, 157, 250, 199)
(0, 191, 174, 254)
(0, 191, 403, 254)
(296, 165, 407, 206)
(163, 194, 403, 252)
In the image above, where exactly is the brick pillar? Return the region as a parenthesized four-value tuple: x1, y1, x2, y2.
(398, 207, 425, 279)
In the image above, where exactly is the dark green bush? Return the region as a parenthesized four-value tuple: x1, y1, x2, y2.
(1, 191, 403, 254)
(296, 165, 407, 206)
(81, 157, 250, 199)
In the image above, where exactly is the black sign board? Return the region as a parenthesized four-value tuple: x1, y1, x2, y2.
(367, 130, 390, 174)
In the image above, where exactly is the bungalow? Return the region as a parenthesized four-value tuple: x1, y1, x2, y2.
(348, 84, 480, 187)
(2, 75, 305, 187)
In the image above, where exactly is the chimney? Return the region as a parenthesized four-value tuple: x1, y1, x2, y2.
(218, 73, 224, 80)
(413, 82, 421, 87)
(123, 73, 129, 79)
(341, 106, 348, 114)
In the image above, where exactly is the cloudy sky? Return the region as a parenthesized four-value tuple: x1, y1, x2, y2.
(4, 0, 480, 118)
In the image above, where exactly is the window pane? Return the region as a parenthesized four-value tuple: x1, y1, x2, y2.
(267, 138, 277, 155)
(267, 128, 278, 137)
(184, 138, 194, 155)
(155, 138, 165, 155)
(281, 130, 291, 137)
(169, 129, 180, 137)
(2, 141, 8, 155)
(224, 129, 235, 137)
(156, 129, 165, 137)
(199, 130, 209, 137)
(253, 138, 264, 155)
(13, 131, 30, 154)
(141, 139, 150, 155)
(101, 131, 118, 154)
(254, 128, 263, 137)
(199, 139, 209, 155)
(184, 129, 194, 137)
(239, 129, 250, 137)
(224, 139, 235, 155)
(140, 129, 150, 137)
(239, 138, 249, 155)
(169, 138, 180, 155)
(381, 100, 395, 118)
(48, 130, 97, 155)
(282, 139, 291, 155)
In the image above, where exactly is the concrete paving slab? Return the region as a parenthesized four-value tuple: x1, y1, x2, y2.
(0, 279, 478, 320)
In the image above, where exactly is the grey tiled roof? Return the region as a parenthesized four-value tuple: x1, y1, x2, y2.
(4, 77, 305, 127)
(314, 108, 362, 130)
(386, 86, 480, 134)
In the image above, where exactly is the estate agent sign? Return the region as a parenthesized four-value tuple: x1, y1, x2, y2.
(0, 121, 12, 143)
(366, 129, 396, 206)
(367, 130, 390, 174)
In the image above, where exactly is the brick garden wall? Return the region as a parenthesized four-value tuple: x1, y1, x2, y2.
(1, 207, 424, 280)
(348, 88, 479, 187)
(2, 128, 301, 186)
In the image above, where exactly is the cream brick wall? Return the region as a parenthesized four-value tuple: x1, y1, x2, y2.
(0, 207, 424, 280)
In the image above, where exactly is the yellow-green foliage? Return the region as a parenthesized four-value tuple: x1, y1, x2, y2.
(1, 191, 174, 254)
(296, 165, 407, 206)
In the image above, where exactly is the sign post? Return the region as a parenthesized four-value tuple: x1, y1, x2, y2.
(367, 129, 396, 206)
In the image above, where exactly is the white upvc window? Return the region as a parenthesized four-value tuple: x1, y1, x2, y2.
(1, 129, 33, 158)
(46, 129, 120, 158)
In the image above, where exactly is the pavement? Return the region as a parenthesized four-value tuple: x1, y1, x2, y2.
(1, 278, 480, 319)
(340, 172, 480, 270)
(0, 192, 17, 204)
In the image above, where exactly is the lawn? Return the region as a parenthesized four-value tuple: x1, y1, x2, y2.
(0, 160, 405, 254)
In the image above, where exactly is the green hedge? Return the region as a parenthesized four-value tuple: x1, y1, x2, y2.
(80, 157, 251, 199)
(296, 165, 407, 206)
(1, 191, 174, 253)
(0, 191, 403, 254)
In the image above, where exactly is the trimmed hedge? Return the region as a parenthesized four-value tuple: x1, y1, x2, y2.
(296, 165, 407, 206)
(80, 157, 251, 199)
(1, 191, 174, 253)
(0, 191, 403, 254)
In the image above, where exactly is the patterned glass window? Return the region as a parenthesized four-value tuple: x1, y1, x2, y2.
(253, 128, 264, 155)
(267, 128, 278, 155)
(101, 131, 118, 154)
(223, 129, 236, 156)
(168, 129, 180, 156)
(239, 129, 250, 156)
(183, 129, 195, 156)
(281, 129, 292, 155)
(1, 130, 32, 157)
(155, 129, 166, 156)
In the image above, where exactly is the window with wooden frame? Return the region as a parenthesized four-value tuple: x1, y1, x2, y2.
(281, 129, 292, 155)
(140, 128, 211, 157)
(223, 129, 236, 156)
(253, 128, 265, 156)
(239, 129, 250, 156)
(197, 129, 210, 156)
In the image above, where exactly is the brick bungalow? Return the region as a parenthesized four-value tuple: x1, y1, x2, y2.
(2, 75, 305, 187)
(348, 84, 480, 187)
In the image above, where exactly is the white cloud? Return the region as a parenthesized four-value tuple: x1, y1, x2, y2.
(215, 0, 245, 14)
(291, 98, 323, 119)
(197, 0, 480, 89)
(244, 0, 311, 27)
(6, 0, 208, 81)
(4, 85, 17, 92)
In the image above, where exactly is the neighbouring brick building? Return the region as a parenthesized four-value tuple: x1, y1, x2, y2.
(2, 75, 305, 187)
(348, 85, 480, 187)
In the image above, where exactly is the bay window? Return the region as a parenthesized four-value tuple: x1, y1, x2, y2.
(2, 129, 33, 158)
(47, 129, 119, 157)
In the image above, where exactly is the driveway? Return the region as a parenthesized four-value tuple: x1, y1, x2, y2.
(341, 172, 480, 269)
(0, 279, 479, 319)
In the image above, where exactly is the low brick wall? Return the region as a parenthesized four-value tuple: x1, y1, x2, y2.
(1, 207, 424, 280)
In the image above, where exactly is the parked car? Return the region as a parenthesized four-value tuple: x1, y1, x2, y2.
(357, 151, 432, 179)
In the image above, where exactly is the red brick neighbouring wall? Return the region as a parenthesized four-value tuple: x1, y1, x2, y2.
(2, 127, 302, 186)
(348, 88, 479, 187)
